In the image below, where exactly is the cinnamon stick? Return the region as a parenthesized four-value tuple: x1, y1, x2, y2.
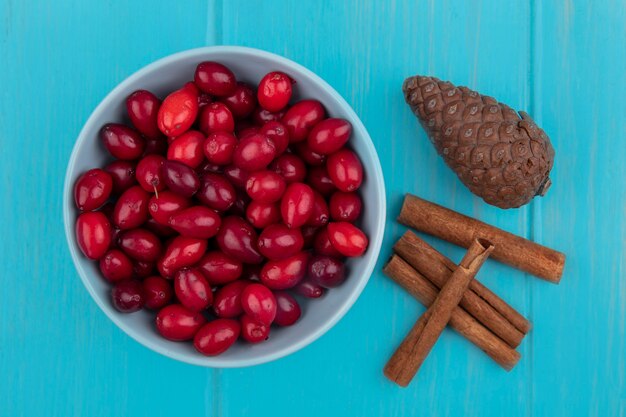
(394, 231, 530, 346)
(398, 194, 566, 283)
(384, 239, 495, 386)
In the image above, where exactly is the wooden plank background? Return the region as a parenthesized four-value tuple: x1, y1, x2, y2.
(0, 0, 624, 416)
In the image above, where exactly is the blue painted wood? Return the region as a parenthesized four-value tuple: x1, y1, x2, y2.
(0, 0, 624, 416)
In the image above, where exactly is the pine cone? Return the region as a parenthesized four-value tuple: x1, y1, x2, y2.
(403, 75, 555, 209)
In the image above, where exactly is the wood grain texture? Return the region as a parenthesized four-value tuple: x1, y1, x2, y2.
(0, 0, 624, 416)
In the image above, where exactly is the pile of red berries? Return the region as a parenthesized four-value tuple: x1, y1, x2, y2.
(74, 61, 369, 356)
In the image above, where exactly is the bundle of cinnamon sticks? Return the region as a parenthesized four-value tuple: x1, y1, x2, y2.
(383, 194, 566, 387)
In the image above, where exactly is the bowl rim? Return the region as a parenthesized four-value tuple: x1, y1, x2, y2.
(63, 45, 386, 368)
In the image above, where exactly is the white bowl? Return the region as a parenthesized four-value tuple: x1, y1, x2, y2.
(64, 46, 386, 367)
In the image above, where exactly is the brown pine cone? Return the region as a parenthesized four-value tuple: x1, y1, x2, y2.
(403, 75, 555, 209)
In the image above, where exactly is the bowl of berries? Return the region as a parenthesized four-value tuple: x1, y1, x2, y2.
(64, 46, 385, 367)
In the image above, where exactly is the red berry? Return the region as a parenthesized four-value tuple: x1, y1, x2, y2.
(168, 206, 221, 239)
(104, 160, 137, 194)
(199, 102, 235, 135)
(257, 71, 293, 112)
(260, 121, 290, 155)
(258, 224, 304, 260)
(100, 123, 146, 160)
(241, 283, 277, 325)
(148, 191, 190, 225)
(194, 319, 240, 356)
(197, 251, 243, 285)
(126, 89, 161, 139)
(203, 132, 238, 165)
(197, 173, 236, 212)
(260, 252, 309, 289)
(167, 130, 205, 169)
(269, 154, 307, 184)
(99, 249, 134, 282)
(223, 165, 249, 189)
(329, 191, 362, 222)
(174, 268, 213, 312)
(74, 169, 113, 211)
(245, 170, 286, 203)
(157, 84, 199, 137)
(294, 278, 325, 298)
(111, 280, 144, 313)
(220, 82, 256, 118)
(327, 222, 368, 257)
(326, 149, 363, 192)
(313, 227, 343, 257)
(307, 118, 352, 155)
(240, 314, 270, 343)
(307, 166, 337, 196)
(157, 236, 208, 278)
(213, 280, 250, 318)
(245, 201, 281, 229)
(75, 212, 112, 260)
(273, 291, 301, 326)
(306, 191, 330, 227)
(161, 160, 200, 197)
(280, 182, 315, 228)
(118, 228, 163, 262)
(232, 133, 277, 172)
(136, 154, 166, 192)
(194, 62, 237, 96)
(142, 276, 173, 309)
(216, 216, 263, 264)
(308, 255, 346, 288)
(281, 99, 325, 142)
(156, 304, 206, 341)
(252, 107, 285, 125)
(112, 186, 150, 230)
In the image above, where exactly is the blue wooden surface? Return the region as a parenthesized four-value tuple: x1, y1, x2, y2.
(0, 1, 624, 416)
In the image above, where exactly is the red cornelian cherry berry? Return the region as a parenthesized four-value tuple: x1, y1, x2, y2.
(245, 201, 281, 229)
(257, 71, 293, 112)
(157, 83, 199, 137)
(258, 224, 304, 260)
(199, 102, 235, 136)
(240, 314, 270, 343)
(156, 304, 206, 341)
(99, 249, 134, 282)
(76, 211, 112, 260)
(232, 133, 277, 172)
(281, 99, 325, 142)
(240, 283, 277, 325)
(307, 118, 352, 155)
(105, 160, 137, 194)
(74, 169, 113, 211)
(280, 182, 315, 228)
(260, 120, 290, 155)
(269, 154, 307, 184)
(203, 131, 238, 166)
(168, 206, 221, 239)
(111, 280, 144, 313)
(220, 82, 256, 118)
(126, 89, 162, 139)
(273, 291, 302, 326)
(142, 276, 173, 310)
(194, 61, 237, 97)
(193, 319, 240, 356)
(329, 191, 362, 222)
(118, 228, 163, 262)
(213, 280, 250, 318)
(157, 236, 208, 278)
(167, 130, 205, 169)
(326, 149, 363, 192)
(100, 123, 146, 160)
(260, 252, 309, 290)
(112, 186, 150, 230)
(174, 268, 213, 312)
(245, 170, 286, 203)
(327, 222, 368, 257)
(161, 160, 200, 197)
(198, 251, 243, 286)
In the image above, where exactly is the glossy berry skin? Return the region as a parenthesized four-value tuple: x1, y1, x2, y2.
(223, 165, 249, 189)
(306, 191, 330, 227)
(326, 149, 364, 192)
(220, 82, 256, 118)
(118, 228, 163, 262)
(307, 166, 336, 196)
(74, 169, 113, 211)
(112, 186, 150, 230)
(134, 261, 155, 278)
(157, 236, 208, 278)
(162, 160, 200, 197)
(252, 107, 285, 126)
(258, 224, 304, 260)
(111, 280, 144, 313)
(216, 216, 263, 264)
(327, 222, 368, 257)
(197, 173, 236, 212)
(241, 283, 277, 325)
(198, 251, 242, 285)
(294, 141, 326, 166)
(100, 123, 146, 160)
(313, 227, 343, 257)
(157, 83, 199, 137)
(329, 191, 362, 222)
(281, 99, 325, 142)
(245, 170, 286, 203)
(203, 132, 237, 165)
(168, 206, 221, 239)
(294, 278, 325, 298)
(142, 276, 173, 310)
(174, 268, 213, 312)
(105, 160, 137, 194)
(194, 319, 240, 356)
(213, 280, 249, 318)
(273, 291, 301, 326)
(136, 154, 166, 192)
(269, 154, 307, 184)
(194, 61, 237, 96)
(240, 315, 270, 343)
(257, 71, 292, 112)
(148, 191, 190, 225)
(76, 212, 112, 260)
(156, 304, 206, 341)
(199, 102, 235, 136)
(245, 201, 281, 229)
(280, 182, 315, 228)
(308, 255, 346, 288)
(167, 130, 205, 169)
(260, 252, 309, 290)
(260, 121, 290, 155)
(232, 133, 277, 172)
(307, 118, 352, 155)
(99, 249, 134, 282)
(126, 89, 161, 139)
